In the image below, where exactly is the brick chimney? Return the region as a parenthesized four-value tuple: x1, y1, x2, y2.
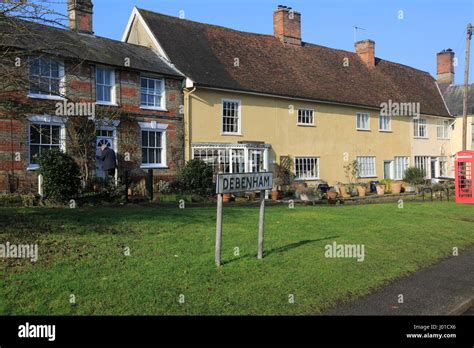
(355, 39, 375, 68)
(273, 5, 301, 45)
(67, 0, 93, 34)
(437, 49, 454, 85)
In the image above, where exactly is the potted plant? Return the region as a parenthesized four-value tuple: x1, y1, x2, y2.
(327, 187, 338, 200)
(376, 184, 385, 195)
(337, 182, 351, 199)
(223, 193, 232, 202)
(391, 181, 402, 194)
(403, 167, 426, 194)
(271, 187, 279, 200)
(380, 179, 393, 193)
(356, 183, 367, 197)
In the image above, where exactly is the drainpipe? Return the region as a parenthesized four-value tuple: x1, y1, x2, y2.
(183, 86, 196, 162)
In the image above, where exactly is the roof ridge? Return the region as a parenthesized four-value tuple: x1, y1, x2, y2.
(137, 7, 433, 76)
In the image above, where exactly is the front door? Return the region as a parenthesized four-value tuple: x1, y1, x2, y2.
(384, 161, 393, 179)
(431, 157, 438, 179)
(96, 136, 114, 178)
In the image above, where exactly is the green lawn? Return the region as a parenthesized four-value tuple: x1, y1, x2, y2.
(1, 201, 473, 315)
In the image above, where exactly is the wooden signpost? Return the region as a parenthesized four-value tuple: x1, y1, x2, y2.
(215, 172, 273, 266)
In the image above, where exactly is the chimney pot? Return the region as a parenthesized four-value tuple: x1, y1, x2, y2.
(67, 0, 94, 34)
(437, 49, 454, 85)
(355, 39, 376, 68)
(273, 5, 301, 46)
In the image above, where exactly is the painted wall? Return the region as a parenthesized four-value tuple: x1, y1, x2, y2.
(451, 115, 474, 153)
(189, 89, 413, 184)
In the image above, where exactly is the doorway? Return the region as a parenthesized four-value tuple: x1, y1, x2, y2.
(96, 136, 114, 178)
(383, 160, 393, 179)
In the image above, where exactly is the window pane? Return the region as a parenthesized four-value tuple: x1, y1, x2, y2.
(29, 58, 39, 76)
(51, 126, 60, 144)
(156, 149, 162, 164)
(148, 149, 155, 164)
(40, 125, 51, 144)
(51, 61, 59, 78)
(103, 87, 111, 102)
(142, 131, 148, 147)
(39, 58, 50, 76)
(97, 86, 104, 101)
(30, 125, 40, 144)
(149, 132, 156, 147)
(30, 145, 40, 164)
(141, 78, 147, 89)
(104, 70, 111, 85)
(142, 148, 148, 164)
(96, 68, 104, 84)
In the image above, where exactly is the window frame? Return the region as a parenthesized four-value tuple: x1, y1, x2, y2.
(436, 119, 450, 139)
(379, 114, 392, 132)
(27, 56, 65, 100)
(140, 76, 166, 111)
(221, 99, 241, 135)
(139, 122, 168, 169)
(96, 66, 116, 105)
(356, 112, 370, 131)
(297, 108, 315, 126)
(294, 157, 320, 180)
(356, 156, 376, 178)
(393, 156, 409, 180)
(27, 118, 66, 170)
(413, 117, 428, 138)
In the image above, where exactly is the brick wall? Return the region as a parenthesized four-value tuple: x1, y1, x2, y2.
(0, 58, 184, 193)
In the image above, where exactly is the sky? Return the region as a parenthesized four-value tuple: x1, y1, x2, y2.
(48, 0, 474, 84)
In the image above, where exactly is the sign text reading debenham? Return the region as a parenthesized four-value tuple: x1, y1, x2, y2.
(216, 173, 273, 194)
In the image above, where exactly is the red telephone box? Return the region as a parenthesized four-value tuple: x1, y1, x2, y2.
(455, 151, 474, 204)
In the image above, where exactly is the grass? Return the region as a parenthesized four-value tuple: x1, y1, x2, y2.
(0, 201, 473, 315)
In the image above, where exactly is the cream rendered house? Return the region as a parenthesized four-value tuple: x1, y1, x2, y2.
(122, 5, 452, 185)
(439, 49, 474, 158)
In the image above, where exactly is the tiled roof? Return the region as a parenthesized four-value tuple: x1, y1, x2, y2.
(442, 84, 474, 116)
(138, 8, 451, 117)
(0, 16, 183, 77)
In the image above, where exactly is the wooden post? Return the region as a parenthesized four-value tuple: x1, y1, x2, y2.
(124, 170, 129, 203)
(258, 190, 265, 259)
(148, 169, 153, 202)
(462, 23, 472, 151)
(215, 193, 223, 266)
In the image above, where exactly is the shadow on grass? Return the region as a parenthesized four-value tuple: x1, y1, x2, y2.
(222, 236, 338, 265)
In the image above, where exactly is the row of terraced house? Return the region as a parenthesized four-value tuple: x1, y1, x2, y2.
(0, 0, 468, 194)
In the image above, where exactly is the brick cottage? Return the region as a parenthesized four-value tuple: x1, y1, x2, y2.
(0, 0, 185, 194)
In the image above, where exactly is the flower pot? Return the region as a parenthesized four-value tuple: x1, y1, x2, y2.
(356, 186, 366, 197)
(391, 182, 402, 194)
(327, 191, 338, 200)
(376, 185, 385, 196)
(223, 193, 232, 202)
(271, 190, 279, 201)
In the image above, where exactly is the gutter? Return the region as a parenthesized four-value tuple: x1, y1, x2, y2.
(183, 86, 197, 161)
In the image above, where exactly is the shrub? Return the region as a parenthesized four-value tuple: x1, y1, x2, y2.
(403, 167, 425, 187)
(38, 149, 81, 202)
(177, 159, 214, 196)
